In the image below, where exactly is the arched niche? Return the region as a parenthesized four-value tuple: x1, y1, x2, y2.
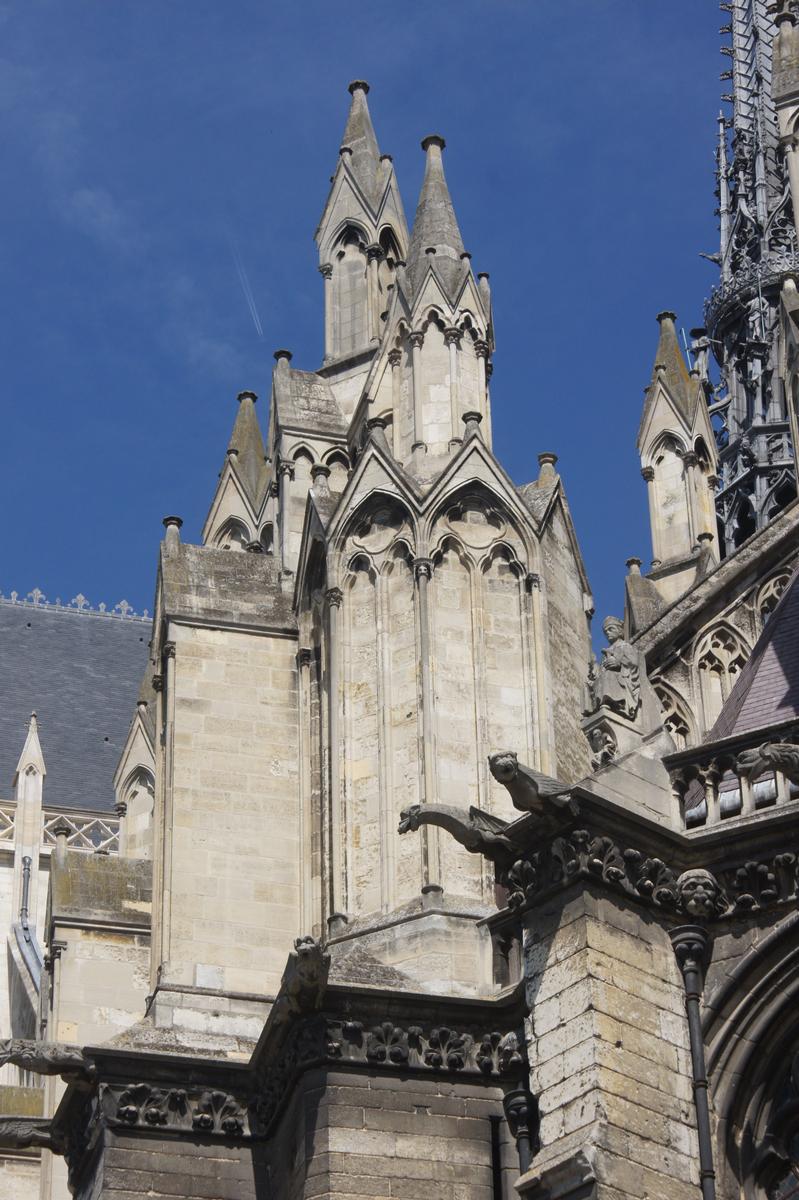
(214, 517, 251, 551)
(333, 224, 368, 357)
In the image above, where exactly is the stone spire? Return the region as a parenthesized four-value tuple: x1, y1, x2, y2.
(705, 2, 798, 552)
(643, 312, 695, 428)
(339, 80, 381, 203)
(227, 390, 266, 506)
(407, 135, 466, 298)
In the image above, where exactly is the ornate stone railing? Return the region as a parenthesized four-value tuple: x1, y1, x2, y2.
(0, 806, 15, 847)
(667, 736, 799, 828)
(0, 589, 149, 621)
(42, 812, 119, 854)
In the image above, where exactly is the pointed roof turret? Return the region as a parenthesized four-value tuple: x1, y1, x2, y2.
(227, 390, 267, 506)
(14, 712, 46, 783)
(407, 135, 466, 298)
(340, 80, 381, 204)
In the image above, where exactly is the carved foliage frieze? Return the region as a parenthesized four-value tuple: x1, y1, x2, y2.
(253, 1015, 525, 1134)
(502, 828, 799, 921)
(100, 1083, 249, 1137)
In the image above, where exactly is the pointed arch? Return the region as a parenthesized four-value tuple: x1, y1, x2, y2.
(763, 472, 797, 523)
(426, 480, 532, 572)
(693, 621, 750, 731)
(757, 569, 792, 627)
(706, 912, 799, 1198)
(652, 679, 697, 751)
(214, 517, 251, 551)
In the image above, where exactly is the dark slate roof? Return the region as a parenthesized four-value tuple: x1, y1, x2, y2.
(0, 603, 150, 812)
(160, 543, 296, 630)
(707, 565, 799, 741)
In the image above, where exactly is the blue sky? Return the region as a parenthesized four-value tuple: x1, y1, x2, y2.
(0, 1, 723, 631)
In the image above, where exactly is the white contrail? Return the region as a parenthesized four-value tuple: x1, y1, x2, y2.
(227, 230, 263, 339)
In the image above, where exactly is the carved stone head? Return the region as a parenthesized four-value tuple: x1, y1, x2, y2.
(676, 868, 725, 920)
(489, 751, 519, 783)
(602, 616, 624, 644)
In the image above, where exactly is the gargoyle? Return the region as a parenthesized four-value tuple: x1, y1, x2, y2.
(0, 1118, 64, 1153)
(488, 751, 578, 817)
(737, 741, 799, 787)
(398, 803, 515, 862)
(0, 1038, 94, 1081)
(274, 936, 330, 1025)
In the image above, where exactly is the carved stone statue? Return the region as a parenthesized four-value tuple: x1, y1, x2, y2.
(488, 751, 576, 817)
(676, 868, 726, 921)
(737, 741, 799, 786)
(588, 617, 641, 720)
(398, 803, 515, 861)
(0, 1038, 94, 1080)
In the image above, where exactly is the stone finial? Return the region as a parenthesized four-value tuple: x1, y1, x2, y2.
(53, 820, 71, 865)
(421, 133, 446, 153)
(656, 310, 678, 324)
(626, 557, 642, 575)
(462, 411, 483, 440)
(237, 390, 257, 404)
(348, 79, 370, 95)
(273, 349, 293, 367)
(537, 452, 558, 481)
(162, 516, 183, 555)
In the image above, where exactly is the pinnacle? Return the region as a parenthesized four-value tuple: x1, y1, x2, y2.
(407, 133, 466, 298)
(340, 79, 381, 202)
(226, 389, 266, 505)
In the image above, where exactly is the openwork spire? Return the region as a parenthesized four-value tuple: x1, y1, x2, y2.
(703, 1, 798, 553)
(406, 135, 466, 298)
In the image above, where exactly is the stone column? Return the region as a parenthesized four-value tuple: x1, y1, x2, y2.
(278, 461, 294, 572)
(475, 339, 489, 419)
(444, 326, 462, 448)
(409, 331, 426, 452)
(150, 666, 165, 987)
(413, 558, 439, 888)
(297, 647, 314, 933)
(366, 244, 382, 343)
(641, 466, 659, 561)
(160, 640, 177, 973)
(325, 588, 346, 926)
(319, 264, 333, 362)
(388, 348, 402, 458)
(682, 451, 700, 546)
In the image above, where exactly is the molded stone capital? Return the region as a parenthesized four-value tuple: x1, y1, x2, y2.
(388, 348, 402, 368)
(474, 339, 489, 359)
(444, 326, 462, 347)
(409, 330, 425, 350)
(641, 466, 655, 482)
(325, 587, 343, 609)
(318, 263, 333, 280)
